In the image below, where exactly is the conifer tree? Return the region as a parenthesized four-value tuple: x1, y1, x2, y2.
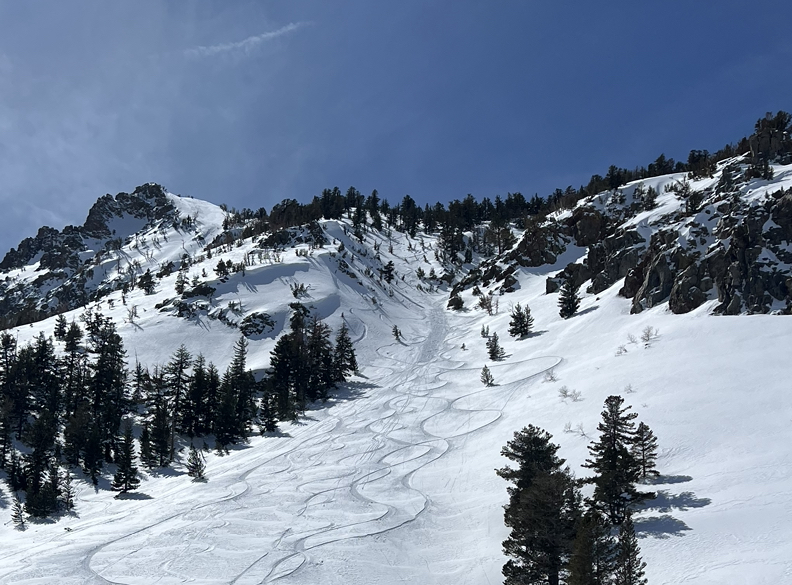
(332, 323, 357, 381)
(138, 269, 156, 294)
(165, 345, 192, 458)
(83, 424, 103, 485)
(613, 513, 647, 585)
(496, 426, 580, 585)
(480, 365, 495, 387)
(139, 423, 155, 468)
(11, 495, 26, 529)
(508, 303, 534, 338)
(58, 467, 76, 512)
(258, 387, 278, 434)
(631, 422, 659, 480)
(392, 325, 401, 341)
(584, 396, 652, 524)
(559, 280, 581, 319)
(54, 314, 68, 340)
(112, 421, 140, 493)
(567, 510, 617, 585)
(186, 444, 206, 481)
(486, 332, 506, 361)
(175, 270, 187, 295)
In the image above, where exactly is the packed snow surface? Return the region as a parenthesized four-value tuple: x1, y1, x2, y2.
(0, 204, 790, 584)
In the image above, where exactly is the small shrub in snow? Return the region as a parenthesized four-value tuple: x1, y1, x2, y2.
(570, 390, 582, 402)
(624, 384, 635, 394)
(544, 370, 558, 383)
(558, 386, 571, 399)
(641, 326, 659, 343)
(627, 333, 638, 344)
(615, 345, 627, 356)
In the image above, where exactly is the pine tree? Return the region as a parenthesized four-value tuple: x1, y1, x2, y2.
(496, 426, 580, 585)
(486, 332, 506, 361)
(54, 314, 68, 340)
(584, 396, 653, 524)
(112, 421, 140, 493)
(381, 261, 395, 283)
(186, 444, 206, 481)
(60, 467, 76, 511)
(165, 345, 192, 459)
(480, 365, 495, 387)
(508, 303, 534, 338)
(613, 513, 647, 585)
(11, 495, 26, 529)
(175, 270, 187, 295)
(332, 323, 357, 382)
(138, 269, 156, 294)
(392, 325, 401, 341)
(139, 423, 156, 468)
(559, 280, 581, 319)
(258, 386, 278, 434)
(567, 510, 617, 585)
(83, 424, 103, 485)
(631, 422, 659, 480)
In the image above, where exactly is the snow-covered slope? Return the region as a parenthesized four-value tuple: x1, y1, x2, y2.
(1, 174, 791, 584)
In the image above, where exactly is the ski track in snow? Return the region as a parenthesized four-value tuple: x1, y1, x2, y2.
(0, 293, 560, 585)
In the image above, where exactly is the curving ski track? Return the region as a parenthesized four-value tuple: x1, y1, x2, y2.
(0, 297, 560, 585)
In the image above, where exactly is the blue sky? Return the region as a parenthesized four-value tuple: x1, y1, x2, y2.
(1, 1, 791, 253)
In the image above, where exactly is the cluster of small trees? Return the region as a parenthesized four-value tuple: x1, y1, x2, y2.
(497, 395, 658, 584)
(269, 303, 358, 421)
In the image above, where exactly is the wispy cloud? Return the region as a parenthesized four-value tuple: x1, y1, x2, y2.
(185, 22, 308, 58)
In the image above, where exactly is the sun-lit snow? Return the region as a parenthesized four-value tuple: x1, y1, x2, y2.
(0, 181, 791, 584)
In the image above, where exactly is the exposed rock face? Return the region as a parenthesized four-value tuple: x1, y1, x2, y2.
(0, 183, 179, 329)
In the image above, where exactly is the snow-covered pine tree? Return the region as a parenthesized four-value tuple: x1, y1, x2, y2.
(111, 421, 140, 493)
(480, 365, 495, 387)
(584, 396, 653, 524)
(486, 332, 506, 361)
(186, 444, 206, 481)
(558, 280, 581, 319)
(613, 513, 648, 585)
(631, 422, 660, 480)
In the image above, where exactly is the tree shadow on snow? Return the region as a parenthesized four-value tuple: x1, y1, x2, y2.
(644, 474, 693, 485)
(634, 514, 691, 539)
(114, 491, 153, 500)
(642, 490, 711, 514)
(576, 305, 599, 317)
(522, 330, 549, 339)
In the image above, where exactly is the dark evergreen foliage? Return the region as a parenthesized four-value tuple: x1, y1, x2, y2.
(613, 513, 647, 585)
(558, 281, 581, 319)
(567, 510, 617, 585)
(508, 303, 534, 338)
(631, 422, 659, 480)
(486, 332, 506, 361)
(496, 426, 581, 585)
(186, 444, 206, 481)
(112, 421, 140, 493)
(584, 396, 653, 524)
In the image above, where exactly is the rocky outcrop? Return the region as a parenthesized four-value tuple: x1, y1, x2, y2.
(0, 183, 180, 329)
